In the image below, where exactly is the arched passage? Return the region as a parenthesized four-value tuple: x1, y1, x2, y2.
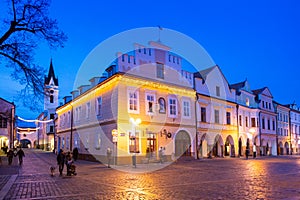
(175, 130, 191, 157)
(199, 134, 208, 158)
(284, 142, 289, 155)
(212, 135, 224, 157)
(20, 139, 31, 148)
(225, 135, 235, 157)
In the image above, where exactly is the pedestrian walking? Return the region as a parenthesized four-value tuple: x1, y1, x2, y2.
(253, 143, 257, 159)
(159, 147, 163, 163)
(16, 148, 25, 165)
(7, 149, 14, 165)
(107, 147, 112, 168)
(72, 147, 79, 161)
(57, 149, 65, 176)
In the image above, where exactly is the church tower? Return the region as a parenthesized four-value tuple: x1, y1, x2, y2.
(44, 59, 59, 134)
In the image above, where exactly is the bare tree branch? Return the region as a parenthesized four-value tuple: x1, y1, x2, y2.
(0, 0, 67, 111)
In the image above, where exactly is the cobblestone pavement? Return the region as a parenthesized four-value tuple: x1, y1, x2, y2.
(1, 149, 300, 199)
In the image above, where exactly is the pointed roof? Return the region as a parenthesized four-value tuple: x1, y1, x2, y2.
(230, 80, 246, 90)
(252, 87, 267, 95)
(44, 59, 58, 86)
(194, 65, 218, 80)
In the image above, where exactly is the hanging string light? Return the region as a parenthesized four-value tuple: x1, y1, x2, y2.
(16, 127, 40, 131)
(17, 116, 53, 123)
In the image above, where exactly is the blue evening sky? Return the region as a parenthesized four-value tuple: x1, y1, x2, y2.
(1, 0, 300, 119)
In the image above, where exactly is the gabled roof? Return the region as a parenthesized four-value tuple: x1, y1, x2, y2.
(230, 80, 246, 90)
(194, 65, 217, 80)
(44, 59, 59, 86)
(252, 87, 267, 95)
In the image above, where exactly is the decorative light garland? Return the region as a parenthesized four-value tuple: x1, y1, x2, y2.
(16, 127, 40, 131)
(17, 116, 53, 123)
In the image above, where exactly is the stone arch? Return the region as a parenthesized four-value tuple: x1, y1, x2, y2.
(225, 135, 235, 157)
(284, 142, 289, 155)
(238, 136, 246, 157)
(174, 130, 191, 157)
(212, 134, 224, 157)
(199, 133, 208, 158)
(20, 139, 31, 148)
(278, 142, 283, 155)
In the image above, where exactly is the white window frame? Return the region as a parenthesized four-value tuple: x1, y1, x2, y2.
(96, 96, 102, 117)
(145, 92, 156, 115)
(86, 102, 91, 119)
(182, 99, 191, 118)
(127, 88, 139, 114)
(168, 96, 178, 118)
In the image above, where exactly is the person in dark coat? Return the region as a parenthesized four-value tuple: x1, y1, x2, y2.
(16, 148, 25, 165)
(7, 149, 14, 165)
(72, 147, 78, 161)
(57, 149, 65, 176)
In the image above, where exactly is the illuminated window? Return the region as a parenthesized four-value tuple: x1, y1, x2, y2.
(183, 100, 191, 118)
(168, 97, 177, 117)
(146, 93, 155, 114)
(246, 98, 250, 106)
(95, 132, 101, 150)
(128, 89, 139, 113)
(97, 97, 102, 116)
(129, 131, 140, 153)
(251, 118, 256, 127)
(156, 63, 164, 79)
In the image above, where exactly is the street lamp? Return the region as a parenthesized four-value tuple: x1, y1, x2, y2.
(130, 117, 141, 168)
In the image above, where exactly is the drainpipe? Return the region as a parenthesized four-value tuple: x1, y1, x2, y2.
(288, 110, 292, 155)
(236, 104, 239, 156)
(70, 103, 73, 151)
(195, 94, 199, 159)
(258, 111, 262, 156)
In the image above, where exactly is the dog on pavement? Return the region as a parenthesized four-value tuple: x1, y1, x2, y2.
(50, 166, 55, 177)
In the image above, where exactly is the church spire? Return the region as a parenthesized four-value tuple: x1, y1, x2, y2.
(45, 59, 59, 86)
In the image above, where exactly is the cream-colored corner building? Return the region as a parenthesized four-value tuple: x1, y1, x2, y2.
(56, 41, 196, 164)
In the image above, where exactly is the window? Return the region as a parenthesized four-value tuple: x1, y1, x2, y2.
(226, 112, 231, 125)
(216, 86, 220, 97)
(246, 98, 250, 106)
(262, 101, 265, 108)
(158, 98, 166, 113)
(251, 118, 256, 127)
(169, 97, 177, 117)
(267, 119, 270, 130)
(97, 97, 102, 116)
(74, 133, 80, 149)
(66, 136, 70, 150)
(201, 107, 206, 122)
(245, 117, 248, 127)
(183, 100, 191, 118)
(62, 137, 65, 148)
(0, 117, 7, 128)
(269, 103, 271, 110)
(50, 114, 55, 119)
(146, 94, 155, 114)
(95, 132, 101, 150)
(157, 63, 164, 79)
(272, 120, 275, 131)
(149, 48, 151, 56)
(86, 102, 91, 118)
(128, 89, 139, 113)
(262, 118, 265, 129)
(76, 106, 81, 121)
(214, 109, 220, 124)
(50, 95, 54, 103)
(50, 125, 54, 133)
(129, 131, 140, 153)
(239, 115, 242, 126)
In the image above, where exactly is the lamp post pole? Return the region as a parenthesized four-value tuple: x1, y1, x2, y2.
(130, 118, 141, 168)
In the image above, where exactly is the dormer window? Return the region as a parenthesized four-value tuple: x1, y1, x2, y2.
(246, 98, 250, 106)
